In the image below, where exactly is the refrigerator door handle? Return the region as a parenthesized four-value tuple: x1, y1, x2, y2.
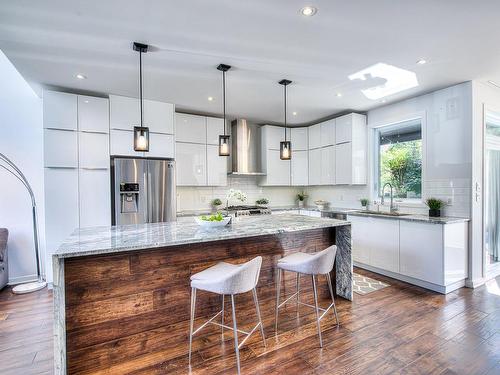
(146, 167, 152, 223)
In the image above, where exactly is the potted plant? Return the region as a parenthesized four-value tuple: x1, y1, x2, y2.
(426, 198, 444, 217)
(211, 198, 222, 211)
(360, 198, 369, 210)
(297, 191, 308, 208)
(256, 198, 269, 208)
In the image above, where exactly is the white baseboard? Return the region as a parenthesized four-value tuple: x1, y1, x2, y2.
(354, 262, 465, 294)
(8, 274, 38, 285)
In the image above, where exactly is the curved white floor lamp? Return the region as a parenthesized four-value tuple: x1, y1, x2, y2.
(0, 153, 47, 294)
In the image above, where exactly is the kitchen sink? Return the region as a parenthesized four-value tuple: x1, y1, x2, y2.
(353, 210, 411, 217)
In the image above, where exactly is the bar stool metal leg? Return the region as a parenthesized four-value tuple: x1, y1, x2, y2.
(296, 273, 300, 313)
(275, 268, 281, 334)
(252, 288, 266, 347)
(326, 273, 339, 326)
(230, 295, 241, 375)
(221, 294, 225, 335)
(311, 275, 323, 347)
(188, 287, 197, 366)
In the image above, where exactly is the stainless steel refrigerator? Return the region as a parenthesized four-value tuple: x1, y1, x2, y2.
(111, 157, 176, 225)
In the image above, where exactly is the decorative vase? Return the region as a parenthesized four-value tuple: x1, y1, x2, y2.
(298, 200, 304, 208)
(429, 209, 441, 217)
(362, 204, 368, 211)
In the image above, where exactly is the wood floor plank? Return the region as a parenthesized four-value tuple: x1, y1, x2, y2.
(1, 272, 500, 374)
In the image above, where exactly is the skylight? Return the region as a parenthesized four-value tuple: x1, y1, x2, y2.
(348, 63, 419, 100)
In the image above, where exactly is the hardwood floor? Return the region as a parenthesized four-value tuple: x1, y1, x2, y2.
(1, 269, 500, 374)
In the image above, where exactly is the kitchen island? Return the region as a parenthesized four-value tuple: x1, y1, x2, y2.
(53, 214, 352, 374)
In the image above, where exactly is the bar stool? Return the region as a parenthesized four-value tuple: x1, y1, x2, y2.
(188, 256, 266, 374)
(275, 245, 339, 347)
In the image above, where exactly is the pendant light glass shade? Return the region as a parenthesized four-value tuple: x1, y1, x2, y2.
(279, 79, 292, 160)
(280, 140, 291, 160)
(134, 126, 149, 151)
(132, 42, 149, 152)
(217, 64, 231, 156)
(218, 134, 230, 156)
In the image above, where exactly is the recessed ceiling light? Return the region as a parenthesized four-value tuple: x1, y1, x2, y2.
(417, 59, 427, 65)
(381, 99, 387, 103)
(336, 93, 342, 97)
(348, 62, 419, 100)
(292, 111, 298, 116)
(208, 96, 214, 101)
(76, 73, 87, 80)
(84, 100, 89, 103)
(300, 6, 317, 16)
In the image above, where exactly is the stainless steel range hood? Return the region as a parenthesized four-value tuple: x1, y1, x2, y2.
(228, 119, 265, 176)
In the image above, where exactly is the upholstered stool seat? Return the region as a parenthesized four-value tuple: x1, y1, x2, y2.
(188, 256, 266, 374)
(275, 245, 339, 347)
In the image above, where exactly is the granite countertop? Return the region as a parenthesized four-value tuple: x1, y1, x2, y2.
(177, 205, 357, 217)
(54, 214, 350, 259)
(347, 210, 469, 224)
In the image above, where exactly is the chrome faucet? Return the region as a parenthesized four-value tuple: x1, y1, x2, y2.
(381, 183, 397, 212)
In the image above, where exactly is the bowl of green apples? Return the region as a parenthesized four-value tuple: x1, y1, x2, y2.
(194, 212, 231, 228)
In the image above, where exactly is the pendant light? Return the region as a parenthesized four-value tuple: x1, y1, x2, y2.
(133, 42, 150, 152)
(217, 63, 231, 156)
(279, 79, 292, 160)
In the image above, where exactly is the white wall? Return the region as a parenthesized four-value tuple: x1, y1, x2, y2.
(0, 50, 45, 284)
(470, 81, 500, 286)
(177, 175, 298, 211)
(366, 82, 473, 218)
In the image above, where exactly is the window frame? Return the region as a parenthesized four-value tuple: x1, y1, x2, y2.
(370, 112, 427, 205)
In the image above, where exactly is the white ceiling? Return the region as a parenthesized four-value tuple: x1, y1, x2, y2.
(1, 0, 500, 125)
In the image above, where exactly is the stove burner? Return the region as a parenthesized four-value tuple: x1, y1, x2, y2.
(225, 205, 272, 216)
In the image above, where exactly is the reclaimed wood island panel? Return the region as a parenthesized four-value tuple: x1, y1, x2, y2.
(53, 214, 352, 374)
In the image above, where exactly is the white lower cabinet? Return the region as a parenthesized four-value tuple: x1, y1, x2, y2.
(207, 145, 227, 186)
(79, 169, 111, 228)
(349, 214, 468, 294)
(176, 143, 207, 186)
(291, 150, 308, 186)
(399, 221, 443, 285)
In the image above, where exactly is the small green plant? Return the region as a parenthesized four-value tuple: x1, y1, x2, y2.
(211, 198, 222, 207)
(297, 191, 308, 201)
(425, 198, 444, 210)
(360, 198, 369, 207)
(256, 198, 269, 205)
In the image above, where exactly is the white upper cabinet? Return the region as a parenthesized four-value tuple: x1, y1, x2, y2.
(109, 95, 140, 130)
(144, 100, 174, 134)
(291, 150, 308, 186)
(110, 95, 174, 134)
(320, 146, 335, 185)
(320, 119, 335, 147)
(147, 133, 174, 159)
(175, 113, 207, 144)
(308, 124, 321, 149)
(263, 125, 286, 150)
(44, 129, 78, 168)
(207, 144, 227, 186)
(335, 114, 352, 144)
(308, 148, 322, 185)
(110, 129, 144, 157)
(79, 132, 109, 169)
(262, 149, 290, 186)
(176, 142, 207, 186)
(335, 142, 352, 185)
(78, 96, 109, 133)
(206, 117, 225, 145)
(291, 127, 308, 151)
(43, 91, 77, 130)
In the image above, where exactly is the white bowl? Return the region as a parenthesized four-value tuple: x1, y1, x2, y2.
(194, 216, 231, 228)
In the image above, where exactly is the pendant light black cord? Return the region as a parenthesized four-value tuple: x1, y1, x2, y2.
(222, 69, 226, 135)
(284, 83, 287, 141)
(139, 49, 143, 128)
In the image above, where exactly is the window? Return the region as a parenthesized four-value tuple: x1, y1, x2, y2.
(376, 119, 422, 200)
